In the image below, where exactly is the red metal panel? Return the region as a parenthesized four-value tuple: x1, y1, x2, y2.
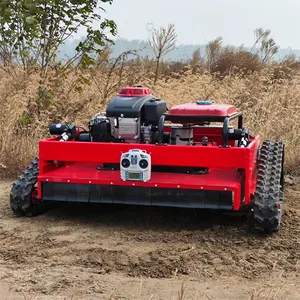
(247, 136, 260, 203)
(168, 103, 238, 117)
(39, 140, 249, 170)
(243, 136, 260, 205)
(38, 164, 239, 187)
(37, 135, 260, 210)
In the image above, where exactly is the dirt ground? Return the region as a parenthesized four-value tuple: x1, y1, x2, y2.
(0, 179, 300, 300)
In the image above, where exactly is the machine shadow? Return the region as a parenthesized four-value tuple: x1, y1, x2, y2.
(41, 201, 250, 233)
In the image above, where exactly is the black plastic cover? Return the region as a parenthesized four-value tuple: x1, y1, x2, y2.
(106, 95, 156, 118)
(49, 124, 69, 135)
(143, 99, 167, 123)
(49, 124, 76, 139)
(90, 119, 111, 142)
(75, 133, 91, 142)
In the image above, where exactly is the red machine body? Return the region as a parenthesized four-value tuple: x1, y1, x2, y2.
(36, 93, 260, 211)
(10, 86, 284, 233)
(37, 132, 259, 210)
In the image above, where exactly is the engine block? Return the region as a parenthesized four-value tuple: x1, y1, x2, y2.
(109, 117, 140, 143)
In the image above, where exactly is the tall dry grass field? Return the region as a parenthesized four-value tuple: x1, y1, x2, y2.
(0, 66, 299, 178)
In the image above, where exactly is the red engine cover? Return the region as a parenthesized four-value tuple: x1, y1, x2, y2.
(117, 86, 151, 97)
(169, 103, 238, 117)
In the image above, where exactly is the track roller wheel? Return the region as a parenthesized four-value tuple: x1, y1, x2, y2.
(251, 141, 285, 233)
(10, 158, 45, 217)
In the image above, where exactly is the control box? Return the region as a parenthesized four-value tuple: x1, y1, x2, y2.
(120, 149, 151, 182)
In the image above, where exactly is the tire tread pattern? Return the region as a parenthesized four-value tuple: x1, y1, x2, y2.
(253, 141, 284, 233)
(10, 158, 40, 217)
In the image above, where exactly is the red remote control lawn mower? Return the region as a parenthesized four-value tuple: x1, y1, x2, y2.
(10, 86, 285, 233)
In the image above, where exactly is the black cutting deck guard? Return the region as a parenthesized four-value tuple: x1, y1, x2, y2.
(41, 182, 234, 210)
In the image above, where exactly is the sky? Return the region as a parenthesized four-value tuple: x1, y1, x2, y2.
(94, 0, 300, 49)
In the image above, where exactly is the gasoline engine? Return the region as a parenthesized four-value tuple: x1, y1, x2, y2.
(88, 86, 168, 144)
(49, 86, 250, 147)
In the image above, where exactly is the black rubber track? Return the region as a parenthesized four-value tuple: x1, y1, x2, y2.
(252, 141, 284, 233)
(10, 158, 43, 217)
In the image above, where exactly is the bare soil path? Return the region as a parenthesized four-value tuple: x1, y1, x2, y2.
(0, 180, 300, 300)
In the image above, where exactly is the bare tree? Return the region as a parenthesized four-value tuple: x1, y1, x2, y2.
(149, 24, 177, 84)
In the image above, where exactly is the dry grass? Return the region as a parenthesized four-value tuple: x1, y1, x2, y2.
(0, 65, 299, 178)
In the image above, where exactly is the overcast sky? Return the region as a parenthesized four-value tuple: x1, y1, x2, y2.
(98, 0, 300, 49)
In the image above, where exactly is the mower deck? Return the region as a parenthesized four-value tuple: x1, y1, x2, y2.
(38, 162, 243, 210)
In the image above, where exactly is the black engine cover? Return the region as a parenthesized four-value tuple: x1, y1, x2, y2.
(106, 95, 167, 122)
(143, 99, 167, 124)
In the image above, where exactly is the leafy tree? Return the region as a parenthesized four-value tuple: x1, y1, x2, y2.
(0, 0, 117, 76)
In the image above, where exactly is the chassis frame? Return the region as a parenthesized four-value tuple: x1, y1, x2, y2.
(37, 113, 260, 211)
